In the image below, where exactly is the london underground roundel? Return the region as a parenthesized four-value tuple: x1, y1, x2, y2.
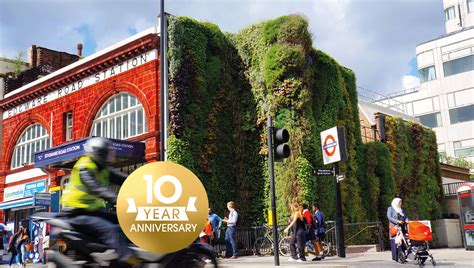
(320, 127, 342, 165)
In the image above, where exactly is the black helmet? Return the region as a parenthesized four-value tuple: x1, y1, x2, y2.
(84, 137, 112, 165)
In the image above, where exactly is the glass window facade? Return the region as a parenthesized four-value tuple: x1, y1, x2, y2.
(455, 147, 474, 157)
(445, 6, 456, 20)
(91, 93, 147, 139)
(449, 104, 474, 124)
(11, 124, 50, 169)
(419, 66, 436, 83)
(65, 112, 73, 141)
(417, 112, 442, 128)
(443, 55, 474, 77)
(468, 0, 474, 13)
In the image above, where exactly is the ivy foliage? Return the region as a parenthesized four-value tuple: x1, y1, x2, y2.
(384, 116, 445, 220)
(166, 14, 444, 225)
(233, 15, 366, 223)
(167, 16, 264, 225)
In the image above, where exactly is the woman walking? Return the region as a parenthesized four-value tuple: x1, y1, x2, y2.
(18, 227, 29, 267)
(387, 197, 408, 262)
(8, 227, 23, 268)
(284, 204, 306, 262)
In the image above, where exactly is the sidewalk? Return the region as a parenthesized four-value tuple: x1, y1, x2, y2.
(1, 248, 472, 267)
(217, 248, 474, 267)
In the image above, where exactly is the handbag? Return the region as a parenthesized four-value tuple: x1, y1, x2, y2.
(25, 243, 33, 251)
(389, 224, 398, 237)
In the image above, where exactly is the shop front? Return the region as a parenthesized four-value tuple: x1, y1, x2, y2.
(0, 179, 48, 232)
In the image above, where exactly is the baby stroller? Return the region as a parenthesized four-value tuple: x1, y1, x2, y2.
(396, 221, 436, 266)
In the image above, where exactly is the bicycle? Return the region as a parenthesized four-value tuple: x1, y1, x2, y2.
(254, 225, 287, 256)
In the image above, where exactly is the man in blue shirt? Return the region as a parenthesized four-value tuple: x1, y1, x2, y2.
(208, 208, 222, 245)
(223, 201, 238, 259)
(312, 203, 326, 260)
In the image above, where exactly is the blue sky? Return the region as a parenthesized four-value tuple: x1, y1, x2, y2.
(0, 0, 445, 95)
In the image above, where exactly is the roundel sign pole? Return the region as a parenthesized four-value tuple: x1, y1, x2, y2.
(320, 126, 348, 258)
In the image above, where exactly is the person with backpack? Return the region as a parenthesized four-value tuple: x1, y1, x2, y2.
(312, 203, 326, 260)
(222, 201, 239, 259)
(302, 204, 319, 259)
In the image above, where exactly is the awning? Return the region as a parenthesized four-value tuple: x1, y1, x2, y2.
(34, 137, 145, 169)
(0, 197, 34, 210)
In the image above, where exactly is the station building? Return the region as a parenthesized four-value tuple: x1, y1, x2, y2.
(0, 27, 162, 232)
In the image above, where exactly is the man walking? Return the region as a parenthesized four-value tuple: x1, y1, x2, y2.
(312, 203, 326, 261)
(223, 201, 238, 259)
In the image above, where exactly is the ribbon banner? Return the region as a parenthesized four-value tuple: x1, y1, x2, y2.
(127, 197, 197, 221)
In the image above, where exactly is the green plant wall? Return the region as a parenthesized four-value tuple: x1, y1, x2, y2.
(167, 17, 265, 225)
(384, 116, 444, 220)
(233, 15, 366, 223)
(166, 14, 444, 226)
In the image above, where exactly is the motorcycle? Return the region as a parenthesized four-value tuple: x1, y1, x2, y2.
(31, 212, 218, 268)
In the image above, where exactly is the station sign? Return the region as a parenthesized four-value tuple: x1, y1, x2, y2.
(320, 126, 348, 165)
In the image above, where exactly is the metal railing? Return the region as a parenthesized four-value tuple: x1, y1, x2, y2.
(443, 182, 465, 196)
(210, 221, 384, 256)
(343, 221, 385, 252)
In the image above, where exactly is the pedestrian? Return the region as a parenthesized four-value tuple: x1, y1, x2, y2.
(199, 219, 214, 245)
(0, 229, 5, 258)
(302, 204, 319, 259)
(387, 197, 408, 262)
(312, 202, 326, 260)
(17, 227, 29, 268)
(8, 227, 22, 268)
(284, 204, 306, 262)
(208, 208, 222, 246)
(222, 201, 238, 259)
(42, 231, 50, 264)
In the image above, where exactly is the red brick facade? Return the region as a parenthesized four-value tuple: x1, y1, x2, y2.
(0, 32, 161, 221)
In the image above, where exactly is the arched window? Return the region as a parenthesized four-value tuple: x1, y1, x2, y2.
(91, 93, 147, 139)
(11, 124, 50, 169)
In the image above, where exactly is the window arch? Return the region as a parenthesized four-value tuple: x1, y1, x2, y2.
(91, 92, 147, 139)
(11, 124, 50, 169)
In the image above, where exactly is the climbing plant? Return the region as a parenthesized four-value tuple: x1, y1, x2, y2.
(166, 14, 444, 226)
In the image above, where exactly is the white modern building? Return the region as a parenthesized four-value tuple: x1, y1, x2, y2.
(376, 0, 474, 163)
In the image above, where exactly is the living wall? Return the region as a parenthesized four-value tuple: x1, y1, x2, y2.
(166, 14, 444, 226)
(359, 142, 394, 222)
(167, 16, 265, 225)
(233, 15, 366, 223)
(384, 116, 445, 220)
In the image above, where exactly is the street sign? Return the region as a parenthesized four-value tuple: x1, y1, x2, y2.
(336, 174, 345, 183)
(34, 192, 51, 206)
(320, 126, 348, 165)
(316, 169, 334, 176)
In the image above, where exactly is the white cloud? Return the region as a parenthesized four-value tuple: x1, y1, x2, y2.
(402, 75, 420, 90)
(0, 0, 445, 96)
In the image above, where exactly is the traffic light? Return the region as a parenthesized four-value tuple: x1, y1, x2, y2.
(273, 128, 290, 161)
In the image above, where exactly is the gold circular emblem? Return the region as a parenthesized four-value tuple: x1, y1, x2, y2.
(117, 161, 209, 253)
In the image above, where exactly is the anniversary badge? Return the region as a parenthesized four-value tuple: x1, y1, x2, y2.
(117, 162, 209, 253)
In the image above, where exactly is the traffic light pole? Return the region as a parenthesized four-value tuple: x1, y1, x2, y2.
(334, 162, 346, 257)
(267, 115, 280, 266)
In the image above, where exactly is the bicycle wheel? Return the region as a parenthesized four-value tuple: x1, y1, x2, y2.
(254, 237, 273, 256)
(279, 237, 291, 257)
(321, 241, 330, 256)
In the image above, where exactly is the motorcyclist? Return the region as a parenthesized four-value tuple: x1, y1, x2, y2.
(60, 137, 136, 265)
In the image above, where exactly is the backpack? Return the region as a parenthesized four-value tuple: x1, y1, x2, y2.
(234, 210, 241, 227)
(302, 210, 313, 231)
(313, 211, 327, 232)
(320, 212, 327, 230)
